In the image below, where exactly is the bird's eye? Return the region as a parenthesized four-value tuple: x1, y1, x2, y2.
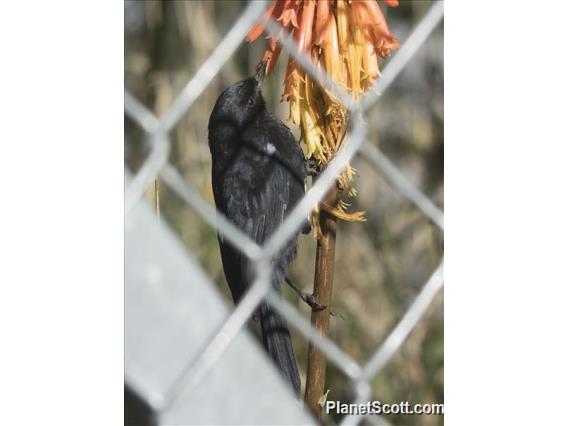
(247, 97, 254, 106)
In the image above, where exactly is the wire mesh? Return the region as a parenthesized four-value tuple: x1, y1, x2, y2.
(125, 1, 444, 424)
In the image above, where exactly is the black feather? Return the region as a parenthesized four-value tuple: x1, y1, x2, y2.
(208, 74, 307, 395)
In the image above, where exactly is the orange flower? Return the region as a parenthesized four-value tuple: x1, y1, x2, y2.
(246, 0, 398, 224)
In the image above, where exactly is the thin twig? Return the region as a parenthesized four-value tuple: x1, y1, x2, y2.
(154, 179, 160, 221)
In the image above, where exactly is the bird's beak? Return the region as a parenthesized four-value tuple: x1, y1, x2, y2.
(254, 62, 266, 87)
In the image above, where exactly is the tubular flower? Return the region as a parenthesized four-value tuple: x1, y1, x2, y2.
(246, 0, 398, 226)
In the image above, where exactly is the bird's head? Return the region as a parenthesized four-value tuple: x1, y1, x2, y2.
(210, 64, 267, 129)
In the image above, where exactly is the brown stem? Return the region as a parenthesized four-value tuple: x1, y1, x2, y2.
(154, 179, 160, 221)
(304, 183, 340, 418)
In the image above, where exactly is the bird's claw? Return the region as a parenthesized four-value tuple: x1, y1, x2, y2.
(301, 293, 327, 311)
(306, 158, 319, 177)
(301, 293, 344, 319)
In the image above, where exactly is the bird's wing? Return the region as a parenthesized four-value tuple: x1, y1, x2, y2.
(265, 118, 310, 234)
(217, 145, 292, 301)
(267, 119, 307, 197)
(219, 118, 307, 300)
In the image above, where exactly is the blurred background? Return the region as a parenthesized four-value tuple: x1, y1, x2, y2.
(125, 1, 443, 425)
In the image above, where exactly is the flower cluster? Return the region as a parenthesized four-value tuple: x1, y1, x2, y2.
(247, 0, 398, 223)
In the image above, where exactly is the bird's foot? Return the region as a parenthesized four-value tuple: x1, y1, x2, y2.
(285, 277, 342, 317)
(301, 293, 344, 319)
(300, 293, 327, 311)
(306, 158, 319, 177)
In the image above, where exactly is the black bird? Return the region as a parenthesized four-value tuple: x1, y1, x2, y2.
(208, 65, 309, 395)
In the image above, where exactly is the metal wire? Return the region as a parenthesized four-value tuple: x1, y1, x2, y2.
(265, 289, 362, 381)
(161, 260, 273, 412)
(360, 142, 444, 230)
(339, 381, 372, 426)
(361, 0, 445, 111)
(362, 261, 444, 381)
(159, 1, 268, 133)
(125, 1, 445, 424)
(264, 18, 357, 111)
(125, 92, 263, 259)
(124, 1, 268, 216)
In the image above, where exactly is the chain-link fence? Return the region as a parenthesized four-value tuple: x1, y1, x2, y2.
(125, 1, 444, 425)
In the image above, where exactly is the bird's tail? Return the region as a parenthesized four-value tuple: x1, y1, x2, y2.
(259, 302, 301, 395)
